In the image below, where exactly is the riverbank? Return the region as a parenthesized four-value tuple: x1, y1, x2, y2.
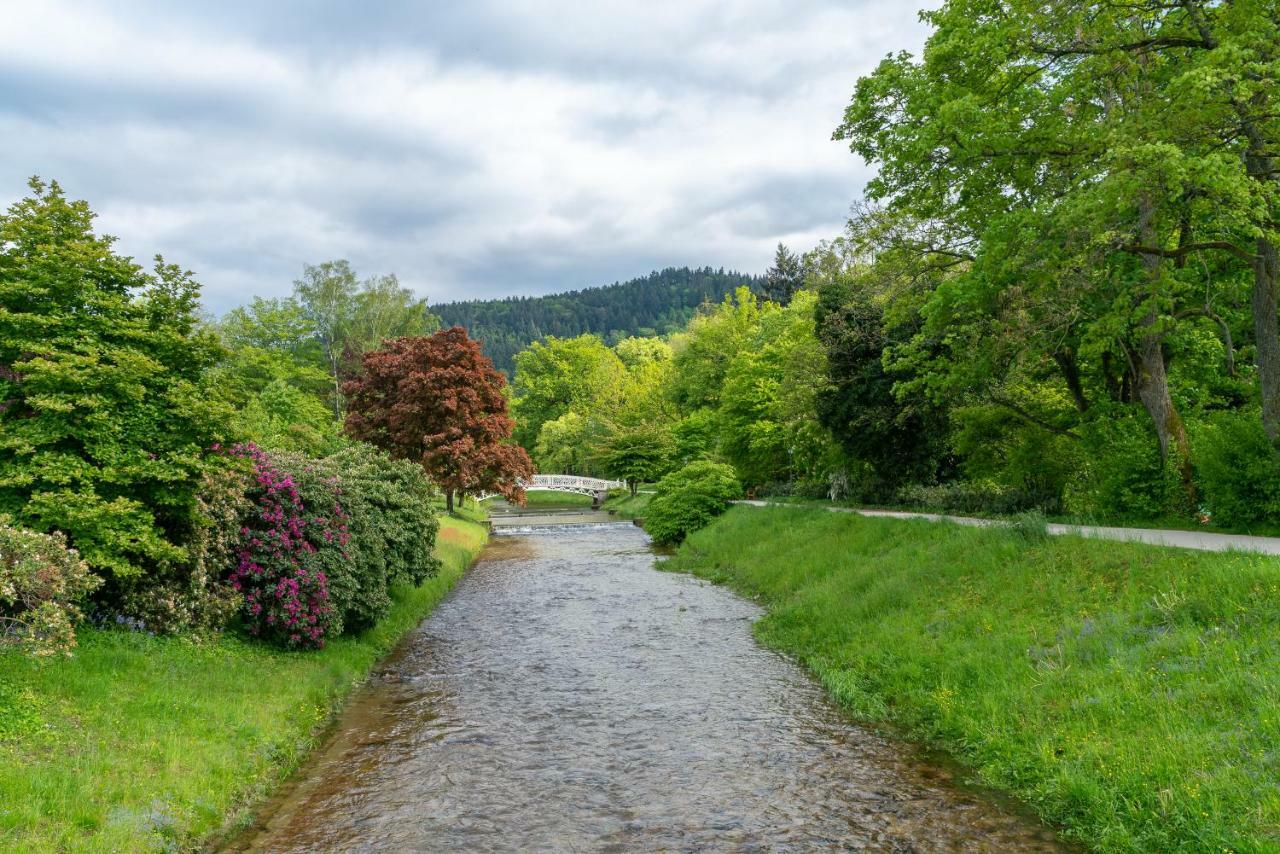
(0, 512, 487, 852)
(665, 505, 1280, 851)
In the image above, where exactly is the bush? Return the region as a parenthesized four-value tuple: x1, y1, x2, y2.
(0, 179, 233, 589)
(1196, 411, 1280, 529)
(227, 443, 444, 648)
(1065, 409, 1184, 521)
(0, 521, 100, 656)
(327, 445, 442, 591)
(895, 480, 1050, 515)
(644, 461, 742, 546)
(229, 445, 340, 649)
(118, 464, 251, 635)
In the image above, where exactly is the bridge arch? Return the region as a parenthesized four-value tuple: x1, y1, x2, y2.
(475, 474, 626, 506)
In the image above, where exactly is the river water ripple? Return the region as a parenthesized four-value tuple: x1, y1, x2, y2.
(230, 521, 1065, 852)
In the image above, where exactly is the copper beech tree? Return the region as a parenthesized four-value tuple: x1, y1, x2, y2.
(343, 327, 533, 512)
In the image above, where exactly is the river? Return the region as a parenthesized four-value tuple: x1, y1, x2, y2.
(229, 510, 1065, 852)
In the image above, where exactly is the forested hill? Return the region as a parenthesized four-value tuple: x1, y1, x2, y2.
(432, 266, 762, 373)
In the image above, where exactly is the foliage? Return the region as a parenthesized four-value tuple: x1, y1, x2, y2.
(762, 243, 805, 305)
(434, 266, 762, 374)
(643, 460, 742, 546)
(0, 522, 100, 656)
(533, 411, 609, 476)
(118, 464, 250, 635)
(0, 178, 233, 588)
(228, 445, 340, 649)
(325, 443, 441, 590)
(599, 425, 673, 495)
(344, 328, 534, 510)
(511, 334, 628, 450)
(233, 378, 343, 456)
(669, 506, 1280, 849)
(1196, 410, 1280, 529)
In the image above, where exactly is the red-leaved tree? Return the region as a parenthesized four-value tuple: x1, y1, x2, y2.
(343, 327, 534, 512)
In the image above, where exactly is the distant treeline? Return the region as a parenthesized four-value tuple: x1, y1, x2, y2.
(432, 266, 763, 374)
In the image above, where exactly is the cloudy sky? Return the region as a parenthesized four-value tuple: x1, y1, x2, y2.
(1, 1, 932, 312)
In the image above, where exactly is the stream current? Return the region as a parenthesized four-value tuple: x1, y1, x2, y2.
(230, 512, 1065, 852)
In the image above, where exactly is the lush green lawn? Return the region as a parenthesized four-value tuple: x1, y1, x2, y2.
(0, 514, 487, 853)
(666, 506, 1280, 851)
(601, 490, 652, 518)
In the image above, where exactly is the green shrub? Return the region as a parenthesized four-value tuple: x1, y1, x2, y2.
(644, 460, 742, 546)
(1065, 408, 1183, 521)
(0, 521, 100, 656)
(117, 464, 251, 635)
(326, 444, 441, 591)
(896, 480, 1051, 515)
(1196, 411, 1280, 528)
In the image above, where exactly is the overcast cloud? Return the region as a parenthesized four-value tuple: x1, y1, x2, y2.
(0, 1, 932, 312)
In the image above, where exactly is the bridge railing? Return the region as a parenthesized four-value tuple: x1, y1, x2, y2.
(473, 474, 626, 501)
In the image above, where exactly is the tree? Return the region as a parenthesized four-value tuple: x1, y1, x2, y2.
(344, 327, 534, 512)
(762, 243, 804, 305)
(294, 260, 359, 420)
(0, 177, 233, 585)
(347, 273, 440, 356)
(600, 425, 673, 495)
(510, 334, 628, 450)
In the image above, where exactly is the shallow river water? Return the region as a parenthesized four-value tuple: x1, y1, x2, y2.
(230, 517, 1065, 852)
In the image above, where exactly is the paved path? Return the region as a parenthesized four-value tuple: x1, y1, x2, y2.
(735, 501, 1280, 556)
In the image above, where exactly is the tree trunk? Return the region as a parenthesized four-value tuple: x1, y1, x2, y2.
(1135, 198, 1195, 506)
(1052, 350, 1089, 413)
(1254, 236, 1280, 443)
(445, 490, 454, 514)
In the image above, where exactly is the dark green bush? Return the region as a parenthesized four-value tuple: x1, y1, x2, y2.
(326, 444, 441, 590)
(1066, 409, 1184, 521)
(895, 481, 1049, 515)
(644, 460, 742, 546)
(1196, 411, 1280, 529)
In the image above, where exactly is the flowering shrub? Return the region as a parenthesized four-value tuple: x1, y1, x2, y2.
(228, 444, 339, 648)
(119, 464, 251, 635)
(0, 521, 101, 656)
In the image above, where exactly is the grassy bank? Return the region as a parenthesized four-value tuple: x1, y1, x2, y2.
(602, 491, 652, 519)
(665, 506, 1280, 851)
(0, 513, 487, 853)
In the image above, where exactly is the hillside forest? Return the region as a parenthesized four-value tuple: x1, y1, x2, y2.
(432, 267, 763, 375)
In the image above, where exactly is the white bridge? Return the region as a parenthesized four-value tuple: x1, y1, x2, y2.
(476, 474, 626, 505)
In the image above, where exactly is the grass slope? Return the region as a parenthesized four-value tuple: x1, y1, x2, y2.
(0, 513, 487, 853)
(601, 491, 652, 519)
(665, 506, 1280, 851)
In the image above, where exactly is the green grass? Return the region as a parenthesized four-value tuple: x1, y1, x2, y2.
(0, 514, 488, 853)
(514, 490, 595, 508)
(665, 506, 1280, 851)
(601, 490, 652, 519)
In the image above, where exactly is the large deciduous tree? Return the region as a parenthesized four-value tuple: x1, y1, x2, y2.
(344, 327, 533, 512)
(0, 177, 233, 585)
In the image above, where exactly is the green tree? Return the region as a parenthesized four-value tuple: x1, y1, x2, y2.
(511, 334, 628, 451)
(600, 425, 674, 495)
(293, 260, 359, 420)
(762, 243, 805, 305)
(0, 178, 233, 584)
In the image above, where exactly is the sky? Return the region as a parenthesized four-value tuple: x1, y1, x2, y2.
(0, 1, 933, 312)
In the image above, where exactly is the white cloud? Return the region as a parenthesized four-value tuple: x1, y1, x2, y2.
(0, 0, 933, 310)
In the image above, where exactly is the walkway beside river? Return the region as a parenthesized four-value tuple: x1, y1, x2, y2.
(736, 501, 1280, 556)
